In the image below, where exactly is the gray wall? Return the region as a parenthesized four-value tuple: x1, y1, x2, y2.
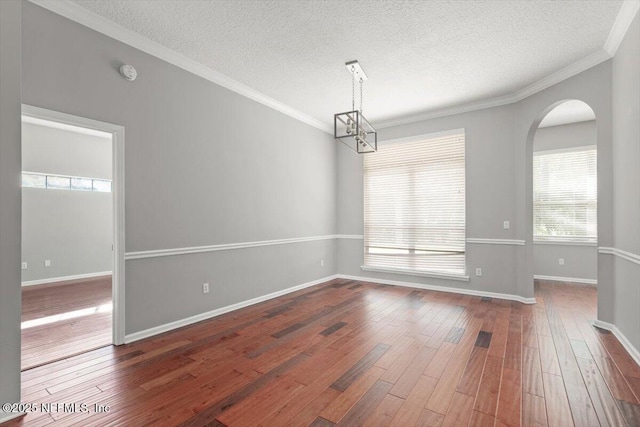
(612, 12, 640, 351)
(21, 122, 113, 283)
(534, 120, 596, 151)
(338, 105, 523, 296)
(532, 120, 598, 281)
(515, 62, 614, 313)
(22, 122, 112, 178)
(337, 62, 613, 302)
(21, 2, 336, 335)
(533, 244, 597, 282)
(0, 0, 22, 420)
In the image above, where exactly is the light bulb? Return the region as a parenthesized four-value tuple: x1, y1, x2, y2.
(346, 127, 352, 134)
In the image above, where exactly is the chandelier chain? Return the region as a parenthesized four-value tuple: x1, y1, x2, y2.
(360, 78, 363, 113)
(351, 66, 355, 111)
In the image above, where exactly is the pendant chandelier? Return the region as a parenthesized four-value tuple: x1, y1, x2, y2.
(334, 60, 377, 154)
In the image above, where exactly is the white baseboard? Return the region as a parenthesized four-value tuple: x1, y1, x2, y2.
(0, 411, 25, 424)
(21, 271, 113, 287)
(337, 274, 536, 304)
(534, 274, 597, 285)
(124, 274, 338, 344)
(124, 270, 539, 344)
(592, 320, 640, 367)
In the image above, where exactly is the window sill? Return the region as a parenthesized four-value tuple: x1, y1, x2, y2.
(360, 265, 470, 281)
(534, 239, 597, 247)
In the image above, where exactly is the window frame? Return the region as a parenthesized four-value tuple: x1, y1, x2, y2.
(362, 129, 467, 279)
(22, 172, 113, 193)
(533, 145, 597, 244)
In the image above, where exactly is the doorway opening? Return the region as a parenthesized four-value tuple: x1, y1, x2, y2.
(530, 100, 598, 315)
(20, 106, 125, 370)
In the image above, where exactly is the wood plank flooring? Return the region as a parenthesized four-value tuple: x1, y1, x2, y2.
(21, 277, 112, 370)
(4, 278, 640, 426)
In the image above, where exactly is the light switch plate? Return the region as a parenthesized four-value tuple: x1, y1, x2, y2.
(503, 221, 510, 230)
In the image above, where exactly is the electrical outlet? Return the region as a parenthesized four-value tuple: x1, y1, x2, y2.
(44, 259, 51, 267)
(21, 262, 28, 270)
(320, 259, 324, 267)
(503, 220, 510, 230)
(475, 268, 482, 277)
(202, 283, 210, 294)
(559, 258, 565, 265)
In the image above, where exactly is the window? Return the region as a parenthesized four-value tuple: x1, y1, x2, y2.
(364, 131, 465, 275)
(533, 147, 597, 242)
(22, 172, 112, 193)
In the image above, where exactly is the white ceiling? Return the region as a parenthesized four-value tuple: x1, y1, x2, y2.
(66, 0, 624, 129)
(538, 100, 596, 128)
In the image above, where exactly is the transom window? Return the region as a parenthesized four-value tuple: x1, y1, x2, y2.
(22, 172, 112, 193)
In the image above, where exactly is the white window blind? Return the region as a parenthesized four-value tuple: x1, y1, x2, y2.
(533, 147, 597, 242)
(364, 132, 465, 274)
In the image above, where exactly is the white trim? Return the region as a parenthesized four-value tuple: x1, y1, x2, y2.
(379, 128, 466, 146)
(466, 238, 526, 246)
(27, 1, 626, 134)
(22, 105, 127, 346)
(534, 275, 597, 285)
(124, 274, 338, 343)
(21, 271, 112, 287)
(376, 50, 611, 129)
(336, 234, 364, 240)
(534, 239, 597, 247)
(125, 235, 344, 260)
(513, 50, 612, 102)
(604, 0, 640, 56)
(533, 145, 597, 156)
(592, 320, 640, 367)
(360, 265, 470, 282)
(22, 115, 112, 138)
(338, 274, 536, 304)
(27, 0, 331, 134)
(377, 93, 516, 129)
(0, 412, 25, 425)
(598, 246, 640, 265)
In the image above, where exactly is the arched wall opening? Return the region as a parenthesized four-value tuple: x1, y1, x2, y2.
(524, 99, 603, 318)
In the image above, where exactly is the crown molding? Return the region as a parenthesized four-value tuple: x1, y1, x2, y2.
(28, 0, 332, 134)
(512, 49, 612, 102)
(376, 49, 611, 129)
(604, 0, 640, 56)
(376, 92, 516, 129)
(29, 0, 634, 134)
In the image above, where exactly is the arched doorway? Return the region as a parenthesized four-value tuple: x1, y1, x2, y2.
(527, 99, 598, 313)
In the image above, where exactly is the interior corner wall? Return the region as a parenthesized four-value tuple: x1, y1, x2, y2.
(20, 2, 337, 336)
(612, 11, 640, 351)
(337, 62, 614, 303)
(0, 0, 23, 420)
(532, 121, 598, 282)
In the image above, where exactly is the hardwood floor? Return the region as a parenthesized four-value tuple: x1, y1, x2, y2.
(21, 277, 112, 370)
(4, 278, 640, 426)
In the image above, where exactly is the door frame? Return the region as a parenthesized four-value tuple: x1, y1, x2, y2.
(21, 104, 126, 345)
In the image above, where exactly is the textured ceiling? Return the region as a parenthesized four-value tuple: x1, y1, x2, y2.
(71, 0, 623, 127)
